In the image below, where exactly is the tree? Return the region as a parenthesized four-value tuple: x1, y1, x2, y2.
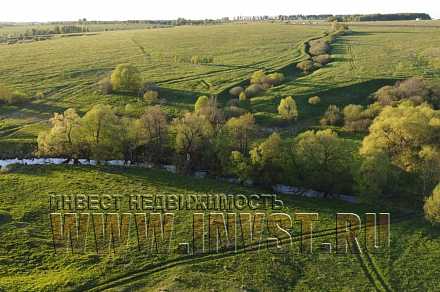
(37, 108, 81, 162)
(278, 96, 298, 121)
(194, 96, 224, 126)
(194, 96, 209, 113)
(354, 152, 398, 203)
(320, 105, 343, 126)
(135, 106, 168, 163)
(173, 112, 213, 173)
(225, 113, 256, 154)
(80, 104, 122, 162)
(229, 151, 252, 182)
(360, 103, 440, 198)
(293, 129, 353, 194)
(424, 184, 440, 224)
(110, 64, 142, 93)
(250, 133, 284, 185)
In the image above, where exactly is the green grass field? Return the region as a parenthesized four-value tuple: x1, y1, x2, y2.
(0, 165, 437, 291)
(1, 21, 440, 291)
(0, 23, 322, 144)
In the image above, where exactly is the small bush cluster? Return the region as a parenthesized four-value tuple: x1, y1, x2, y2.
(320, 105, 343, 126)
(174, 55, 214, 64)
(375, 77, 440, 108)
(343, 103, 382, 132)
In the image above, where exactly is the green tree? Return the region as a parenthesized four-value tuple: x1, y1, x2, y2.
(194, 95, 209, 113)
(320, 105, 343, 126)
(110, 64, 142, 93)
(37, 108, 81, 162)
(229, 151, 252, 182)
(360, 103, 440, 198)
(424, 184, 440, 224)
(173, 112, 213, 173)
(293, 129, 353, 194)
(135, 106, 168, 163)
(225, 113, 256, 154)
(250, 133, 284, 185)
(278, 96, 298, 121)
(80, 104, 122, 162)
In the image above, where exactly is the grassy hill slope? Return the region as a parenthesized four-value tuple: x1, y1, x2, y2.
(0, 165, 438, 291)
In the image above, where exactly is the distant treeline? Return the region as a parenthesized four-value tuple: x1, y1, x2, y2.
(333, 13, 432, 22)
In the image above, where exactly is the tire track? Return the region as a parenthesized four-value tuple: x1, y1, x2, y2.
(85, 212, 419, 291)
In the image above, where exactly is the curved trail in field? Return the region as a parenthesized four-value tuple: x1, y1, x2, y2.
(85, 212, 419, 291)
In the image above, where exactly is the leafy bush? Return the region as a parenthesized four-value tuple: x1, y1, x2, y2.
(97, 77, 113, 94)
(424, 184, 440, 224)
(309, 40, 331, 56)
(308, 96, 321, 105)
(250, 70, 284, 88)
(110, 64, 142, 93)
(266, 72, 285, 86)
(229, 86, 244, 97)
(297, 60, 315, 74)
(320, 105, 343, 126)
(312, 54, 332, 65)
(278, 96, 298, 121)
(245, 84, 264, 98)
(374, 77, 439, 108)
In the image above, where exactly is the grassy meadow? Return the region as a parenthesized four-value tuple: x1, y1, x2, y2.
(1, 20, 440, 291)
(0, 165, 437, 291)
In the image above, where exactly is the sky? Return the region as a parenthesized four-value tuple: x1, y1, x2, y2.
(0, 0, 438, 22)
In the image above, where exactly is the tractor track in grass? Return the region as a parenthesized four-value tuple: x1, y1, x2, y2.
(85, 212, 419, 291)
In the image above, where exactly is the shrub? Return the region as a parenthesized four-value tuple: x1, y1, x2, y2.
(374, 77, 436, 107)
(250, 70, 267, 84)
(297, 60, 315, 74)
(266, 72, 285, 86)
(229, 86, 244, 97)
(98, 77, 113, 94)
(312, 54, 332, 65)
(424, 184, 440, 224)
(308, 96, 321, 105)
(110, 64, 142, 93)
(143, 90, 159, 104)
(320, 105, 343, 126)
(245, 84, 264, 98)
(309, 40, 330, 56)
(278, 96, 298, 121)
(375, 85, 399, 106)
